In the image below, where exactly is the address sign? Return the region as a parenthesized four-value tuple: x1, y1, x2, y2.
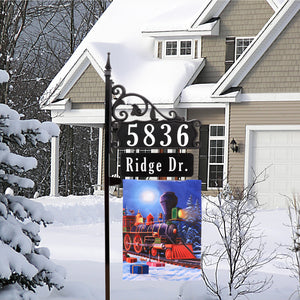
(117, 120, 198, 149)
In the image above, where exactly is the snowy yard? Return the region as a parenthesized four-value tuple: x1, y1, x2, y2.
(8, 194, 300, 300)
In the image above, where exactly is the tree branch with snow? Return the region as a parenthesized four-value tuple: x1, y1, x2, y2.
(0, 79, 64, 297)
(201, 174, 275, 299)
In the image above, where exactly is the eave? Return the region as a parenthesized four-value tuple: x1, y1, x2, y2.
(142, 19, 220, 38)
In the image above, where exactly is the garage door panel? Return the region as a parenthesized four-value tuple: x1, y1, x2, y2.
(252, 148, 273, 163)
(250, 130, 300, 208)
(291, 132, 300, 145)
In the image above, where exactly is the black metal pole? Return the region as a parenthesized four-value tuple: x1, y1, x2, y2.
(104, 53, 112, 300)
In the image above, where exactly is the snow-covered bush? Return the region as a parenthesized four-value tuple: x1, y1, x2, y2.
(0, 72, 65, 297)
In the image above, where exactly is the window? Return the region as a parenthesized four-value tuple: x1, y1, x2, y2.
(225, 37, 254, 71)
(208, 125, 225, 188)
(164, 40, 194, 57)
(180, 41, 192, 55)
(235, 37, 254, 60)
(166, 41, 177, 56)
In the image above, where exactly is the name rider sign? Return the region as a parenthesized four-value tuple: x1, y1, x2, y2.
(120, 153, 194, 177)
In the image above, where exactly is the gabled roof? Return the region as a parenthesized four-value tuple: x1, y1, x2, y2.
(212, 0, 299, 98)
(41, 0, 223, 108)
(41, 0, 287, 110)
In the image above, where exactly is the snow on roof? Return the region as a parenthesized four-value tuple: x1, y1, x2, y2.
(141, 0, 211, 32)
(41, 0, 212, 107)
(180, 84, 216, 103)
(41, 0, 288, 109)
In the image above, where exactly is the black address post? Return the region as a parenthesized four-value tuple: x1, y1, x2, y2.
(104, 53, 112, 300)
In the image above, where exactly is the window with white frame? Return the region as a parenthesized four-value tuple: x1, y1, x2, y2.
(208, 125, 225, 188)
(164, 40, 194, 57)
(166, 41, 177, 56)
(180, 40, 192, 55)
(235, 37, 254, 60)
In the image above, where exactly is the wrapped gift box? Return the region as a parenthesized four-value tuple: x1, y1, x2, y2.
(130, 264, 149, 274)
(147, 261, 165, 267)
(126, 257, 137, 263)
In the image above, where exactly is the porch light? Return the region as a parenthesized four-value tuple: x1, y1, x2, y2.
(230, 138, 239, 152)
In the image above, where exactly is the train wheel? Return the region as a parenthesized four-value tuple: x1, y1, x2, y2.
(151, 247, 157, 257)
(123, 234, 131, 251)
(133, 234, 143, 253)
(165, 248, 172, 260)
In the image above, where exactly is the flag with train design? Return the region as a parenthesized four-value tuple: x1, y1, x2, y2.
(122, 180, 202, 280)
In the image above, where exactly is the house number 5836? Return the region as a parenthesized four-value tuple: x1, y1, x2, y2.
(125, 122, 190, 148)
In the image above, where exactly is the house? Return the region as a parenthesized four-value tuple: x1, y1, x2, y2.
(41, 0, 300, 208)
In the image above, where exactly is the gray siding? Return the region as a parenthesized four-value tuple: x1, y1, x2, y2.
(229, 101, 300, 187)
(241, 11, 300, 93)
(196, 0, 273, 83)
(66, 64, 105, 105)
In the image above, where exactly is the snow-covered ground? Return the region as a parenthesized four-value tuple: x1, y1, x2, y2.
(11, 194, 300, 300)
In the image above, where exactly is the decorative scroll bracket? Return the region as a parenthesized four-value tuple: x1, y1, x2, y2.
(110, 84, 201, 149)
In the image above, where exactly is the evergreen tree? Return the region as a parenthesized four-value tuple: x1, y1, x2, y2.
(186, 195, 195, 222)
(195, 198, 201, 223)
(0, 71, 65, 297)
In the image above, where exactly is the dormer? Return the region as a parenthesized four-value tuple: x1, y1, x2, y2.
(155, 38, 201, 60)
(143, 18, 220, 60)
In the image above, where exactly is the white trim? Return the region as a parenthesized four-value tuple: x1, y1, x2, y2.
(176, 102, 227, 109)
(213, 0, 300, 96)
(244, 124, 300, 190)
(50, 109, 105, 126)
(266, 0, 280, 11)
(50, 135, 60, 196)
(191, 0, 230, 27)
(235, 37, 254, 60)
(224, 103, 229, 186)
(142, 19, 220, 38)
(240, 93, 300, 102)
(41, 49, 105, 108)
(163, 39, 197, 59)
(165, 40, 178, 57)
(97, 128, 103, 190)
(207, 124, 226, 189)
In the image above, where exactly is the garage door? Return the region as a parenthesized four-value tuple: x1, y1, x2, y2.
(250, 130, 300, 208)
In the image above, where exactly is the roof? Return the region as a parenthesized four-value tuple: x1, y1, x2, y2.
(178, 0, 299, 104)
(211, 0, 300, 98)
(41, 0, 288, 109)
(41, 0, 219, 108)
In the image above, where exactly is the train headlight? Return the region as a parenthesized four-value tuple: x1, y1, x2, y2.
(173, 228, 177, 234)
(178, 209, 187, 219)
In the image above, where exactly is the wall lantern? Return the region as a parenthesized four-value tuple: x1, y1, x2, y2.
(230, 138, 239, 152)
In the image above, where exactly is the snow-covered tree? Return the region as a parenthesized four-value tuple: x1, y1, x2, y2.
(0, 71, 65, 297)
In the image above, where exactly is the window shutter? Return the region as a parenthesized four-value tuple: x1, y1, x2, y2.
(157, 41, 162, 59)
(194, 40, 198, 59)
(225, 37, 235, 72)
(199, 125, 209, 191)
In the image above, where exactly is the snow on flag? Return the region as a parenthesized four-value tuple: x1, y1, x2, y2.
(122, 180, 202, 280)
